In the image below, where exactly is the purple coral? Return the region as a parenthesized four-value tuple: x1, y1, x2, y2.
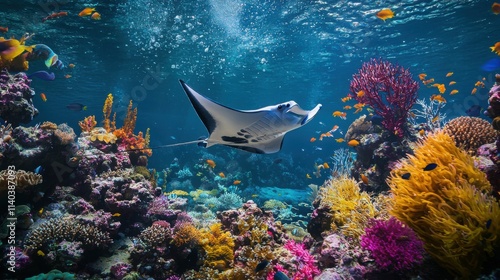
(283, 240, 320, 280)
(0, 69, 38, 126)
(349, 59, 419, 137)
(360, 217, 424, 271)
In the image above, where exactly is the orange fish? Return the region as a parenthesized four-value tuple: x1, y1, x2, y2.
(331, 125, 339, 133)
(323, 162, 330, 169)
(376, 9, 394, 21)
(341, 96, 352, 102)
(445, 72, 453, 77)
(347, 139, 360, 147)
(42, 11, 68, 22)
(493, 2, 500, 15)
(431, 116, 439, 123)
(78, 7, 96, 17)
(343, 105, 352, 110)
(356, 90, 365, 98)
(491, 42, 500, 55)
(233, 180, 241, 185)
(0, 26, 8, 33)
(448, 81, 456, 86)
(430, 94, 446, 103)
(471, 88, 477, 95)
(206, 159, 216, 168)
(68, 63, 75, 68)
(353, 103, 365, 114)
(310, 137, 317, 143)
(64, 74, 72, 79)
(40, 93, 47, 102)
(332, 111, 347, 120)
(418, 129, 425, 136)
(360, 174, 369, 184)
(418, 73, 427, 80)
(474, 81, 485, 88)
(336, 138, 345, 143)
(450, 89, 459, 95)
(422, 78, 434, 85)
(218, 172, 225, 178)
(437, 84, 446, 94)
(91, 12, 101, 20)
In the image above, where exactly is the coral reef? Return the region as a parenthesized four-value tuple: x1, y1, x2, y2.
(0, 169, 42, 194)
(443, 116, 498, 155)
(388, 131, 500, 278)
(486, 74, 500, 129)
(349, 58, 419, 137)
(360, 217, 424, 271)
(0, 69, 37, 126)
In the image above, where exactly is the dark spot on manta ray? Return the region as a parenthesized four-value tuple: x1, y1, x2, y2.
(244, 135, 252, 139)
(221, 136, 248, 144)
(251, 139, 259, 142)
(237, 132, 244, 136)
(240, 129, 248, 133)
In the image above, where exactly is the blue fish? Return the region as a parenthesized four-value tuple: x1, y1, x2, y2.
(274, 271, 290, 280)
(28, 71, 55, 81)
(34, 165, 43, 174)
(466, 105, 482, 117)
(481, 58, 500, 72)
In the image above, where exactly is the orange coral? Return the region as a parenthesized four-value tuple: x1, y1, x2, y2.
(200, 223, 235, 271)
(102, 93, 113, 132)
(78, 115, 97, 132)
(172, 222, 202, 247)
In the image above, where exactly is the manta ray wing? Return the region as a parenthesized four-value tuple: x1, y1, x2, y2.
(179, 80, 321, 154)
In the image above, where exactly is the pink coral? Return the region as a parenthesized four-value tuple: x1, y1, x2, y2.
(283, 240, 320, 280)
(360, 217, 424, 271)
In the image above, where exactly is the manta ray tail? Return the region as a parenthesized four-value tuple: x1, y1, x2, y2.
(124, 139, 206, 153)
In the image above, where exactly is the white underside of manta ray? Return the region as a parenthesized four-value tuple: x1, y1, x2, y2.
(178, 80, 322, 154)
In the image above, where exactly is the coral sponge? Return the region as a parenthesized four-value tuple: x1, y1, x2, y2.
(443, 116, 498, 155)
(388, 131, 500, 278)
(360, 217, 424, 271)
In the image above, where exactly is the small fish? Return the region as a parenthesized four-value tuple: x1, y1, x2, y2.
(42, 11, 68, 22)
(418, 129, 425, 136)
(66, 103, 87, 111)
(255, 260, 269, 272)
(448, 81, 456, 86)
(34, 165, 43, 174)
(0, 26, 8, 33)
(341, 96, 352, 102)
(332, 111, 347, 120)
(474, 81, 485, 88)
(233, 180, 241, 185)
(323, 162, 330, 169)
(335, 138, 345, 143)
(445, 72, 453, 77)
(28, 71, 55, 81)
(206, 159, 216, 168)
(422, 78, 435, 85)
(401, 173, 411, 180)
(471, 88, 477, 95)
(218, 172, 225, 178)
(490, 41, 500, 55)
(91, 12, 101, 20)
(310, 137, 317, 142)
(37, 250, 45, 257)
(40, 93, 47, 102)
(251, 194, 259, 198)
(466, 105, 482, 117)
(431, 116, 439, 123)
(38, 208, 44, 215)
(437, 84, 446, 94)
(423, 163, 438, 171)
(79, 7, 96, 17)
(449, 89, 459, 95)
(343, 105, 352, 110)
(493, 2, 500, 14)
(430, 94, 446, 103)
(356, 90, 365, 97)
(330, 125, 339, 133)
(196, 172, 203, 177)
(274, 271, 290, 280)
(64, 74, 72, 79)
(347, 139, 360, 147)
(376, 8, 394, 21)
(112, 213, 121, 217)
(486, 219, 492, 229)
(418, 73, 427, 80)
(360, 174, 369, 184)
(306, 173, 312, 179)
(68, 63, 76, 68)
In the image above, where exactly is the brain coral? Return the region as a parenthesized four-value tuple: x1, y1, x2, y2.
(443, 116, 498, 155)
(388, 131, 500, 278)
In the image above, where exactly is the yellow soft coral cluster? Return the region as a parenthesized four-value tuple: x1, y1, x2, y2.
(388, 131, 500, 278)
(172, 222, 202, 247)
(199, 223, 235, 270)
(318, 175, 388, 241)
(89, 128, 117, 144)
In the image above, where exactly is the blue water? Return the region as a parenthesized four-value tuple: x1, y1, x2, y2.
(2, 0, 497, 180)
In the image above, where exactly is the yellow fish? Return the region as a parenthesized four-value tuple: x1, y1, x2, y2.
(347, 139, 360, 147)
(112, 213, 121, 217)
(450, 89, 459, 95)
(306, 173, 312, 179)
(336, 138, 345, 143)
(448, 81, 456, 86)
(376, 9, 394, 21)
(471, 88, 477, 95)
(38, 208, 44, 215)
(323, 162, 330, 169)
(78, 7, 96, 17)
(446, 72, 453, 77)
(37, 250, 45, 257)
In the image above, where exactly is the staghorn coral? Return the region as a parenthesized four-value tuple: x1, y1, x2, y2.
(443, 116, 498, 155)
(388, 131, 500, 278)
(199, 223, 235, 270)
(78, 115, 97, 132)
(0, 169, 42, 194)
(24, 217, 112, 251)
(360, 217, 424, 271)
(316, 175, 387, 241)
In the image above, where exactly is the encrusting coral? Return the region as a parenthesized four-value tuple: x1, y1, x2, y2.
(0, 169, 42, 194)
(388, 131, 500, 278)
(443, 116, 498, 155)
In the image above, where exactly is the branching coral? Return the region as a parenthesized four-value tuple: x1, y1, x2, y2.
(360, 217, 424, 271)
(199, 223, 235, 270)
(317, 175, 387, 241)
(79, 115, 97, 132)
(388, 131, 500, 278)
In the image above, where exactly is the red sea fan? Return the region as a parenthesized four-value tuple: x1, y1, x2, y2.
(360, 217, 424, 271)
(349, 59, 419, 137)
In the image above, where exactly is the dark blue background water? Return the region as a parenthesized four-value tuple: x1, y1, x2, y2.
(2, 0, 498, 182)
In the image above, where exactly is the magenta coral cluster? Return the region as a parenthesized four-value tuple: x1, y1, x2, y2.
(283, 240, 320, 280)
(349, 59, 419, 137)
(360, 217, 424, 271)
(0, 69, 38, 126)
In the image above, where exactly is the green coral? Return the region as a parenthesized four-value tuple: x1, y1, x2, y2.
(25, 269, 75, 280)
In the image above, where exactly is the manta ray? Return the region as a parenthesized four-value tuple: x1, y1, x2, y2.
(178, 80, 322, 154)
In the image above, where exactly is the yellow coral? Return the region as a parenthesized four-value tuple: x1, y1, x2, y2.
(102, 93, 113, 132)
(172, 222, 201, 247)
(123, 100, 137, 134)
(318, 175, 386, 241)
(166, 190, 189, 196)
(200, 223, 235, 271)
(89, 128, 117, 144)
(388, 131, 500, 278)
